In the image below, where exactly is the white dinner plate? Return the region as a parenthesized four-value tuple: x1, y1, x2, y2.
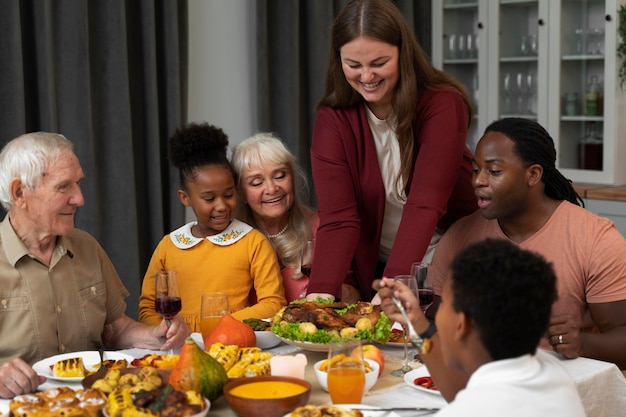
(0, 403, 9, 416)
(284, 404, 401, 417)
(276, 336, 332, 352)
(33, 351, 135, 382)
(403, 366, 442, 396)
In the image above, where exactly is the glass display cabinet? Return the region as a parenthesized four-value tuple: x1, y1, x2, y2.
(432, 0, 626, 185)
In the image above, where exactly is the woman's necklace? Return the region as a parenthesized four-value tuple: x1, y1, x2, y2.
(266, 224, 288, 239)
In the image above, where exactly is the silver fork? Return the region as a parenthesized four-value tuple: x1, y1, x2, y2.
(97, 346, 106, 372)
(391, 297, 423, 347)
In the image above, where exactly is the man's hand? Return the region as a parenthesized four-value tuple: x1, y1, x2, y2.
(154, 315, 191, 351)
(305, 293, 335, 302)
(547, 313, 582, 359)
(373, 278, 429, 333)
(0, 358, 45, 398)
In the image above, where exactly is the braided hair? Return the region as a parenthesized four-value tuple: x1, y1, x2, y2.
(484, 118, 584, 207)
(168, 122, 236, 190)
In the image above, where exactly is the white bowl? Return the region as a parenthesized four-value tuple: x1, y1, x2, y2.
(313, 358, 379, 393)
(255, 330, 281, 349)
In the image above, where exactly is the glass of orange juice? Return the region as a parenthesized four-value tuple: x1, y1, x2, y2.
(327, 339, 366, 404)
(200, 292, 230, 347)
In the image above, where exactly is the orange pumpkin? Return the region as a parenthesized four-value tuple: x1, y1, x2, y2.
(203, 314, 256, 349)
(169, 337, 228, 401)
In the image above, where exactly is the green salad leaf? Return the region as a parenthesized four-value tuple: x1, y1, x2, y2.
(289, 296, 335, 305)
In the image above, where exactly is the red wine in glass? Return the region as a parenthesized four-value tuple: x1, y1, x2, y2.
(155, 296, 182, 319)
(418, 288, 434, 312)
(300, 239, 315, 278)
(155, 270, 181, 327)
(301, 264, 313, 277)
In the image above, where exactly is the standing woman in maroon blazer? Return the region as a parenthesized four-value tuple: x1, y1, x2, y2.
(308, 0, 477, 302)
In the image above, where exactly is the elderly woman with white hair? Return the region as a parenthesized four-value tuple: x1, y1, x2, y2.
(231, 133, 318, 301)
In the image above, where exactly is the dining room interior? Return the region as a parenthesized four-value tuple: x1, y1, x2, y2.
(1, 0, 626, 415)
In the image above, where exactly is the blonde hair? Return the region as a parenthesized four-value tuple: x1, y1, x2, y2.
(231, 133, 314, 268)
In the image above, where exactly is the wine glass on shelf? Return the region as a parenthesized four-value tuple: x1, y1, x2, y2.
(155, 270, 182, 328)
(516, 71, 528, 115)
(526, 72, 535, 115)
(502, 72, 511, 114)
(411, 262, 434, 313)
(390, 274, 419, 377)
(300, 239, 315, 278)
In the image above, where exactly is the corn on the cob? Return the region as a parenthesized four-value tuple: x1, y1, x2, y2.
(237, 346, 261, 357)
(243, 359, 271, 377)
(120, 407, 158, 417)
(52, 357, 86, 377)
(208, 343, 239, 371)
(227, 356, 254, 378)
(107, 389, 134, 417)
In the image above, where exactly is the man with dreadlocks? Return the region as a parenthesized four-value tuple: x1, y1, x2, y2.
(426, 117, 626, 370)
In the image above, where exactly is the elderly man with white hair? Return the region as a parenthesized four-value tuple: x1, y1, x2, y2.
(0, 132, 190, 398)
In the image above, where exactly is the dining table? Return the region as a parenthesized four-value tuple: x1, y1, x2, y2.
(2, 333, 626, 417)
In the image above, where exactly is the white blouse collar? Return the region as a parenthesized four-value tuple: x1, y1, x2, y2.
(169, 219, 253, 249)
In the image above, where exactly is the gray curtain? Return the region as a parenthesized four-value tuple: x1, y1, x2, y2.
(0, 0, 188, 319)
(255, 0, 432, 205)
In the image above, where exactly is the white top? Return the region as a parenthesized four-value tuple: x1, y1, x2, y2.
(366, 106, 404, 262)
(366, 106, 443, 265)
(436, 349, 586, 417)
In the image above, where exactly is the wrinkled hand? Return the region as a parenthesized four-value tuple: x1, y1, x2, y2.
(373, 278, 424, 327)
(547, 314, 581, 359)
(154, 315, 191, 351)
(0, 358, 45, 398)
(306, 293, 335, 302)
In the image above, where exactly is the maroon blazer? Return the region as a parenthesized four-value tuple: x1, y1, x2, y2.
(309, 88, 477, 299)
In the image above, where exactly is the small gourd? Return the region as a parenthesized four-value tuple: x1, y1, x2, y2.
(169, 337, 228, 401)
(203, 314, 256, 348)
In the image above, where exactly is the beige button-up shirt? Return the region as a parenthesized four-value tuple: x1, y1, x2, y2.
(0, 215, 129, 365)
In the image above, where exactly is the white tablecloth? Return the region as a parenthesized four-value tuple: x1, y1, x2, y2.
(2, 334, 625, 417)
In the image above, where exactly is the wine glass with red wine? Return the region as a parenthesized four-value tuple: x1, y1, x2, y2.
(411, 262, 434, 312)
(300, 239, 315, 278)
(155, 270, 181, 327)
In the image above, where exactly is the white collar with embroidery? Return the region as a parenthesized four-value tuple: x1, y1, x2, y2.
(169, 219, 252, 248)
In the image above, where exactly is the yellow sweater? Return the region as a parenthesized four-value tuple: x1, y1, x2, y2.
(138, 220, 286, 331)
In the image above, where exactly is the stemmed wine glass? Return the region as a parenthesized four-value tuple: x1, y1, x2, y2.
(516, 71, 528, 115)
(526, 72, 535, 115)
(390, 274, 419, 377)
(300, 239, 315, 278)
(155, 270, 182, 328)
(411, 262, 434, 313)
(502, 72, 511, 114)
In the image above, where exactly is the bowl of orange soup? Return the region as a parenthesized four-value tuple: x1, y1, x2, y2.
(223, 375, 311, 417)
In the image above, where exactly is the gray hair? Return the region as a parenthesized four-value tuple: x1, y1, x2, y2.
(231, 132, 313, 269)
(0, 132, 74, 209)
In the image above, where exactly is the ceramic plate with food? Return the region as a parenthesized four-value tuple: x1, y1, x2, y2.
(33, 351, 134, 382)
(102, 397, 210, 417)
(275, 337, 334, 352)
(403, 366, 441, 395)
(287, 404, 401, 417)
